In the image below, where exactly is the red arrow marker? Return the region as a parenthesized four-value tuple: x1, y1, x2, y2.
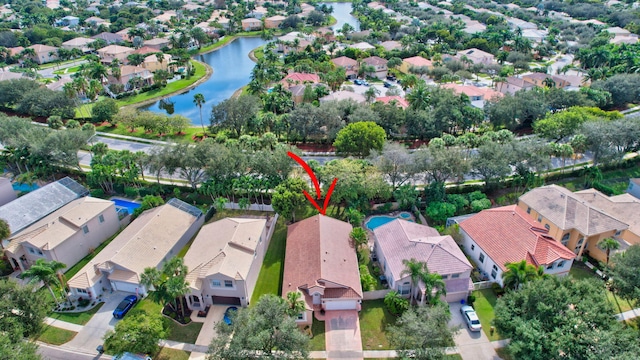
(287, 152, 338, 215)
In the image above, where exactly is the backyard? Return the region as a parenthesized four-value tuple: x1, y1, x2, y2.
(359, 299, 395, 350)
(569, 261, 636, 313)
(250, 216, 287, 303)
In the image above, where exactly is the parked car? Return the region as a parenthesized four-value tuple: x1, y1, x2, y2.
(386, 75, 396, 81)
(223, 306, 238, 325)
(383, 81, 392, 88)
(460, 305, 482, 332)
(353, 79, 363, 85)
(362, 80, 370, 86)
(112, 295, 138, 319)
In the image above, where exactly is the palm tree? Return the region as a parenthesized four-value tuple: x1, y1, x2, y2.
(598, 238, 620, 265)
(20, 259, 67, 306)
(420, 267, 446, 305)
(400, 258, 424, 302)
(406, 83, 430, 111)
(364, 86, 380, 103)
(501, 260, 539, 291)
(285, 291, 306, 317)
(193, 93, 206, 133)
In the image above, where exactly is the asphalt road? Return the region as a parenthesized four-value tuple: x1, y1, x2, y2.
(38, 343, 112, 360)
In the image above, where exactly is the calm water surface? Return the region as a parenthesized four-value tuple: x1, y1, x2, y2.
(324, 2, 360, 32)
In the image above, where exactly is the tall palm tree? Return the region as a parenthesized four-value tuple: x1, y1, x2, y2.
(20, 259, 67, 306)
(285, 291, 306, 317)
(193, 93, 206, 133)
(400, 258, 424, 301)
(420, 267, 446, 305)
(598, 238, 620, 265)
(406, 83, 430, 111)
(501, 260, 539, 291)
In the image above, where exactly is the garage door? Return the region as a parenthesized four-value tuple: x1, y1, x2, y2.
(323, 300, 357, 310)
(445, 291, 468, 303)
(212, 296, 241, 305)
(111, 281, 140, 294)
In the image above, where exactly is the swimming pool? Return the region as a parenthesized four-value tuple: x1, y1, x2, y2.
(399, 212, 412, 219)
(12, 183, 39, 192)
(366, 214, 414, 230)
(111, 198, 141, 214)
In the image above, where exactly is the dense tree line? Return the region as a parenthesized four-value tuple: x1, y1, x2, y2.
(0, 79, 75, 119)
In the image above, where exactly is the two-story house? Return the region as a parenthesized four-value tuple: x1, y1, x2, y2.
(362, 56, 388, 79)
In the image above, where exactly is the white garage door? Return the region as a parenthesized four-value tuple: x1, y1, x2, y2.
(111, 281, 140, 294)
(324, 300, 357, 310)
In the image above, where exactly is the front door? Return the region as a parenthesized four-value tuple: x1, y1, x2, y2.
(312, 292, 321, 305)
(11, 258, 19, 270)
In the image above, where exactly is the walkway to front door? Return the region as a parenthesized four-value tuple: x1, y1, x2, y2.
(324, 310, 363, 360)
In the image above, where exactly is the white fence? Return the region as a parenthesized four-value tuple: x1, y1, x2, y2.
(363, 289, 391, 300)
(473, 281, 494, 290)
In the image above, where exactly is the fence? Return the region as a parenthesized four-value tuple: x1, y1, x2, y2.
(223, 202, 274, 212)
(473, 281, 494, 290)
(363, 289, 391, 300)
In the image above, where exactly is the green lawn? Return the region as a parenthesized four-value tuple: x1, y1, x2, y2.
(472, 288, 502, 341)
(199, 36, 237, 53)
(49, 302, 104, 325)
(568, 261, 594, 280)
(37, 326, 77, 345)
(308, 318, 326, 351)
(359, 299, 395, 350)
(154, 347, 190, 360)
(95, 124, 203, 143)
(251, 216, 287, 304)
(117, 60, 207, 106)
(570, 262, 637, 313)
(553, 163, 640, 195)
(53, 65, 81, 75)
(134, 298, 203, 344)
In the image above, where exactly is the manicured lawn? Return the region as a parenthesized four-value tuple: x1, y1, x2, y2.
(53, 65, 81, 74)
(251, 216, 287, 303)
(37, 326, 77, 345)
(553, 162, 640, 195)
(495, 347, 514, 360)
(117, 60, 207, 106)
(95, 124, 203, 143)
(49, 302, 104, 325)
(472, 288, 502, 341)
(570, 262, 637, 313)
(199, 36, 237, 53)
(154, 347, 190, 360)
(308, 318, 326, 351)
(359, 299, 395, 350)
(134, 298, 203, 344)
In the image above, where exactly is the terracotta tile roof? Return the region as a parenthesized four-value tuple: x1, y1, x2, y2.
(373, 219, 472, 282)
(362, 56, 388, 66)
(282, 72, 320, 84)
(133, 46, 158, 55)
(459, 205, 576, 271)
(375, 96, 409, 108)
(520, 185, 628, 236)
(332, 56, 358, 67)
(441, 83, 503, 100)
(403, 56, 432, 68)
(282, 215, 362, 303)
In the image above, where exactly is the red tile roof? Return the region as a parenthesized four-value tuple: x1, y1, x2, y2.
(460, 205, 575, 271)
(332, 56, 358, 67)
(403, 56, 432, 68)
(441, 83, 503, 99)
(282, 72, 320, 84)
(282, 215, 362, 305)
(375, 96, 409, 109)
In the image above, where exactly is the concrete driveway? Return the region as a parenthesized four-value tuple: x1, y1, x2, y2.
(66, 292, 131, 353)
(448, 302, 500, 360)
(189, 305, 227, 360)
(325, 310, 363, 360)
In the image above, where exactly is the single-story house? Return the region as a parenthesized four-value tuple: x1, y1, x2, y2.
(372, 219, 473, 303)
(282, 215, 363, 325)
(241, 18, 262, 31)
(97, 44, 135, 64)
(67, 199, 204, 299)
(143, 38, 171, 50)
(320, 91, 366, 104)
(399, 56, 433, 74)
(61, 37, 95, 53)
(4, 197, 123, 272)
(0, 177, 89, 238)
(184, 216, 277, 309)
(27, 44, 58, 64)
(362, 56, 388, 79)
(458, 205, 576, 287)
(265, 15, 286, 29)
(0, 178, 15, 206)
(142, 53, 173, 72)
(332, 56, 358, 78)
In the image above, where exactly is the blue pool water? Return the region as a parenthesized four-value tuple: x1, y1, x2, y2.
(111, 198, 141, 214)
(399, 212, 411, 219)
(366, 216, 398, 230)
(12, 183, 39, 192)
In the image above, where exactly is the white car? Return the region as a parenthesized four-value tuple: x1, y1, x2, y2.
(460, 305, 482, 332)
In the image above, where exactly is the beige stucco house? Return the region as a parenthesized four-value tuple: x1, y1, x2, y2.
(184, 215, 278, 309)
(4, 197, 123, 272)
(61, 37, 95, 53)
(361, 56, 388, 79)
(373, 219, 473, 303)
(96, 44, 135, 64)
(28, 44, 59, 64)
(265, 15, 286, 29)
(67, 199, 204, 300)
(241, 18, 262, 31)
(399, 56, 433, 74)
(282, 215, 363, 326)
(142, 53, 173, 72)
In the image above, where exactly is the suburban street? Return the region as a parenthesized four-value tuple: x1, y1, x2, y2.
(38, 343, 111, 360)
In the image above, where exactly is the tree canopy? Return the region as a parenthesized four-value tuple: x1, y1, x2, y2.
(333, 121, 386, 157)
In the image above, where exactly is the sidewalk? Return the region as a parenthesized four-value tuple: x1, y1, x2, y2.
(44, 317, 84, 332)
(616, 307, 640, 321)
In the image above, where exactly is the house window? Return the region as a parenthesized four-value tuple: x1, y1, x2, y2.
(28, 247, 35, 254)
(615, 230, 622, 237)
(441, 274, 449, 280)
(546, 263, 554, 269)
(544, 224, 550, 230)
(561, 233, 570, 243)
(297, 313, 305, 321)
(557, 260, 566, 268)
(470, 244, 475, 251)
(77, 288, 87, 294)
(479, 253, 485, 263)
(83, 225, 89, 234)
(224, 280, 233, 288)
(211, 280, 221, 287)
(399, 281, 411, 295)
(537, 215, 542, 222)
(452, 273, 460, 279)
(37, 249, 43, 256)
(99, 214, 105, 223)
(491, 265, 498, 279)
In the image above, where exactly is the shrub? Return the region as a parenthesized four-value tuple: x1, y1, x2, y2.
(359, 265, 376, 291)
(468, 191, 487, 202)
(78, 298, 91, 307)
(90, 189, 105, 198)
(467, 295, 476, 305)
(124, 187, 139, 198)
(470, 198, 492, 212)
(592, 181, 615, 196)
(492, 282, 505, 296)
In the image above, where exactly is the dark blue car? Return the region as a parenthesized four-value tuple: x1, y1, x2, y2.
(223, 306, 238, 325)
(113, 295, 138, 319)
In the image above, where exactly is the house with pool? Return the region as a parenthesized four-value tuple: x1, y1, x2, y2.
(372, 219, 473, 304)
(67, 199, 204, 299)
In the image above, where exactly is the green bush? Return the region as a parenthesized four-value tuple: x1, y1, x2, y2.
(468, 191, 487, 202)
(471, 198, 492, 212)
(90, 189, 105, 198)
(124, 187, 139, 198)
(492, 282, 505, 296)
(467, 294, 476, 305)
(592, 181, 616, 196)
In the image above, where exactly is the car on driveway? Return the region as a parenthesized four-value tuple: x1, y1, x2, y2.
(460, 305, 482, 332)
(113, 295, 138, 319)
(223, 306, 238, 325)
(383, 81, 392, 88)
(353, 79, 363, 85)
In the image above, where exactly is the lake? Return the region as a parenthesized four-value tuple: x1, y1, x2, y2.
(324, 2, 360, 32)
